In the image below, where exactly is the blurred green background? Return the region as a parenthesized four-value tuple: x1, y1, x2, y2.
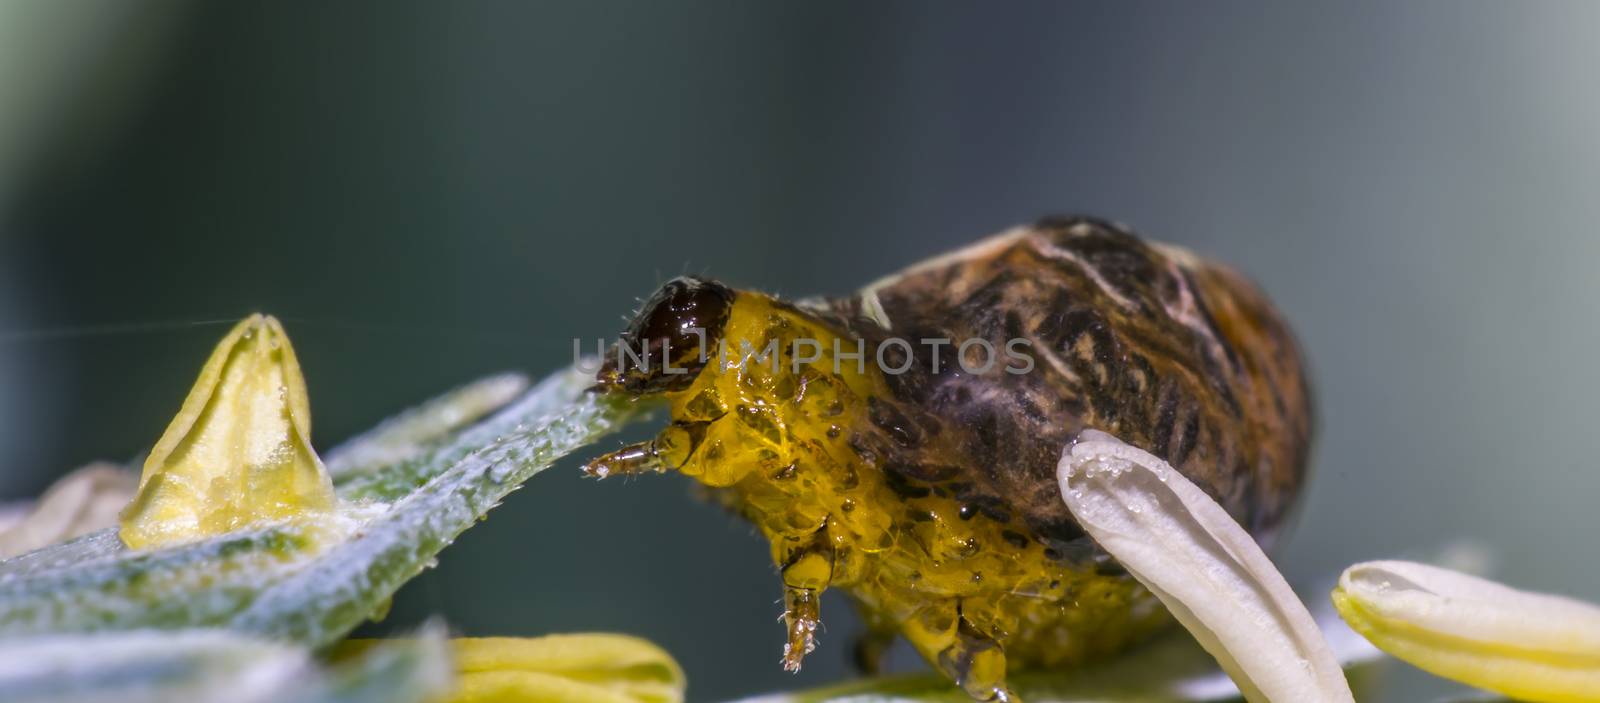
(3, 2, 1599, 701)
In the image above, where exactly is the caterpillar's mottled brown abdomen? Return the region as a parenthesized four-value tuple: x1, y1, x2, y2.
(585, 216, 1312, 702)
(832, 216, 1313, 555)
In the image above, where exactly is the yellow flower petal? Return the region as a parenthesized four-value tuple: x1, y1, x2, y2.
(119, 314, 334, 549)
(339, 633, 685, 703)
(1333, 560, 1600, 703)
(448, 634, 685, 703)
(454, 670, 659, 703)
(1058, 430, 1353, 703)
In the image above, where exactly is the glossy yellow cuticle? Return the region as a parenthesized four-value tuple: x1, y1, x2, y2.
(654, 294, 1165, 674)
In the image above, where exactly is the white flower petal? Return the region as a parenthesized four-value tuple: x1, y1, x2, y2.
(1334, 560, 1600, 702)
(1058, 429, 1352, 703)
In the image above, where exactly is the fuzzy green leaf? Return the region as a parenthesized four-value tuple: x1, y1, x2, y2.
(0, 627, 452, 703)
(0, 365, 636, 645)
(325, 373, 530, 482)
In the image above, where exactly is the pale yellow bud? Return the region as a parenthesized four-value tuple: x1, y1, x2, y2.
(119, 314, 334, 549)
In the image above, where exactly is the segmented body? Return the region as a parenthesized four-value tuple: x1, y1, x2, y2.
(586, 217, 1312, 702)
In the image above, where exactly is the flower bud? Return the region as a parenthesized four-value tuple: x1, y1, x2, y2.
(120, 314, 333, 549)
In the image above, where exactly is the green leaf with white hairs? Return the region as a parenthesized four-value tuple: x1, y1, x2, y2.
(0, 365, 637, 645)
(0, 626, 453, 703)
(325, 372, 530, 482)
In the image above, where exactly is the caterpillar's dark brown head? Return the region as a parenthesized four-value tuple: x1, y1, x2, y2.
(596, 276, 735, 395)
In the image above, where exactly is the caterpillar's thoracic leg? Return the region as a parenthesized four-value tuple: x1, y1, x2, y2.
(903, 601, 1020, 703)
(850, 609, 899, 675)
(782, 585, 820, 673)
(942, 614, 1019, 703)
(775, 523, 835, 672)
(580, 441, 664, 479)
(582, 420, 711, 479)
